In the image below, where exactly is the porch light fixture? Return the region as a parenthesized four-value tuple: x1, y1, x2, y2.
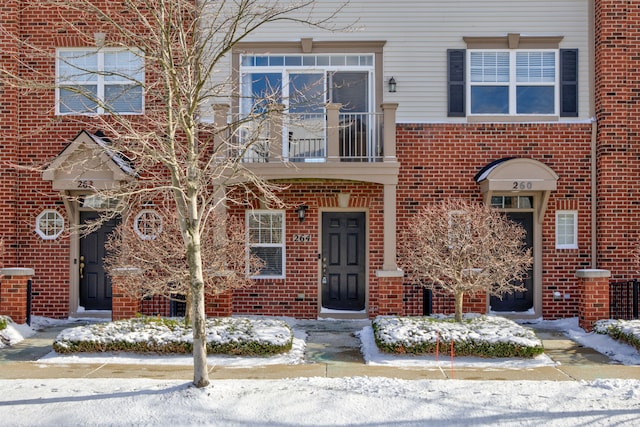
(388, 77, 397, 93)
(296, 205, 308, 223)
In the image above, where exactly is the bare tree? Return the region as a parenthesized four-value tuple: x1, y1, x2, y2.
(400, 199, 533, 322)
(103, 192, 264, 324)
(1, 0, 345, 387)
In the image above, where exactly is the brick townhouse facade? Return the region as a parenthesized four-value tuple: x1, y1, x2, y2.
(0, 0, 637, 329)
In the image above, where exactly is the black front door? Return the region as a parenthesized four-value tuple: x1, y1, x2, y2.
(490, 212, 534, 312)
(321, 212, 366, 311)
(79, 212, 118, 310)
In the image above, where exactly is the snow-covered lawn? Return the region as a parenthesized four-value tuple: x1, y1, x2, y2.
(2, 315, 640, 426)
(2, 376, 640, 427)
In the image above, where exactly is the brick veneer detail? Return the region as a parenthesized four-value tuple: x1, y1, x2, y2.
(576, 269, 611, 332)
(0, 268, 35, 324)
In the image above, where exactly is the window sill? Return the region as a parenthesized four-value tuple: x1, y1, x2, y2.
(466, 115, 559, 123)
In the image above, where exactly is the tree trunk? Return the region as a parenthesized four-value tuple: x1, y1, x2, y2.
(187, 230, 210, 388)
(454, 290, 464, 322)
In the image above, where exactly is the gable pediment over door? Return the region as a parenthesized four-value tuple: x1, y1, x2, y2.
(43, 130, 136, 191)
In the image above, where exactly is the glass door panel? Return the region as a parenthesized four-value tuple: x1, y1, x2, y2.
(287, 73, 326, 161)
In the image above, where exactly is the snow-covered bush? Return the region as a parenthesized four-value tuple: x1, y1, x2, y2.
(53, 316, 293, 356)
(594, 319, 640, 351)
(373, 315, 544, 358)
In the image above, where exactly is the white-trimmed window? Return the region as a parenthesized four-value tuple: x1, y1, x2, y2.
(36, 210, 64, 240)
(556, 210, 578, 249)
(469, 50, 557, 115)
(247, 210, 285, 278)
(56, 48, 144, 115)
(240, 54, 374, 115)
(134, 210, 162, 240)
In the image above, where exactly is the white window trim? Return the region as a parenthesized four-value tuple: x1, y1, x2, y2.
(55, 47, 144, 116)
(239, 54, 375, 116)
(467, 49, 559, 116)
(36, 210, 64, 240)
(556, 210, 578, 249)
(246, 210, 286, 279)
(134, 209, 162, 240)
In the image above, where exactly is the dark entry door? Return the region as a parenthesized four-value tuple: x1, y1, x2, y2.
(79, 212, 118, 310)
(490, 212, 534, 312)
(321, 212, 366, 311)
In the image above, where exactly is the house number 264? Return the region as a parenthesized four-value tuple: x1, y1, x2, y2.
(513, 181, 533, 190)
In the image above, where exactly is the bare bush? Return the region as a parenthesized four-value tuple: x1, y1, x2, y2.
(401, 199, 533, 322)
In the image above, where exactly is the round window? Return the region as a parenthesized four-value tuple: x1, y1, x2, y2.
(36, 210, 64, 240)
(134, 209, 162, 240)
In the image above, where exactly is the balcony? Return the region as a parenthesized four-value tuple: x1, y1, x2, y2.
(216, 103, 399, 185)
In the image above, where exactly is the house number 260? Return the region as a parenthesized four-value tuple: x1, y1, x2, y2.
(513, 181, 533, 190)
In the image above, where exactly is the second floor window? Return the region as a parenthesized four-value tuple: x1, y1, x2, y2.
(448, 46, 577, 118)
(240, 54, 373, 116)
(469, 50, 557, 115)
(56, 48, 144, 115)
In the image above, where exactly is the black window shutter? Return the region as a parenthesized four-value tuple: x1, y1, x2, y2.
(448, 49, 466, 117)
(560, 49, 578, 117)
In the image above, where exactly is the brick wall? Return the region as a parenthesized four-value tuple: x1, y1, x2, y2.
(0, 269, 34, 324)
(594, 0, 640, 279)
(396, 123, 593, 319)
(4, 2, 153, 319)
(229, 181, 386, 319)
(4, 0, 637, 323)
(0, 2, 19, 267)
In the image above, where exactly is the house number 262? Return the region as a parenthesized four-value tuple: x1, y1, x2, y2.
(76, 180, 94, 188)
(513, 181, 533, 190)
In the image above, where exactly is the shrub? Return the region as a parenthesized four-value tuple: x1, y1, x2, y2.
(373, 315, 544, 358)
(594, 319, 640, 352)
(53, 316, 293, 356)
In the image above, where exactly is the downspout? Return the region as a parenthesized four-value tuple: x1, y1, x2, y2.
(590, 118, 597, 268)
(589, 0, 597, 269)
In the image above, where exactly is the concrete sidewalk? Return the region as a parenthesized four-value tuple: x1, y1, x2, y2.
(1, 320, 639, 382)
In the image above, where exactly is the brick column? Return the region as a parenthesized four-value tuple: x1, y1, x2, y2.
(576, 269, 611, 332)
(110, 268, 142, 321)
(0, 268, 34, 324)
(376, 271, 405, 317)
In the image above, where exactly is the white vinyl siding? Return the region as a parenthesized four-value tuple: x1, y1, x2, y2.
(207, 0, 589, 124)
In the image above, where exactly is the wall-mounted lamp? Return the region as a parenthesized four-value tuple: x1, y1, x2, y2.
(296, 205, 308, 223)
(388, 77, 397, 93)
(94, 32, 106, 48)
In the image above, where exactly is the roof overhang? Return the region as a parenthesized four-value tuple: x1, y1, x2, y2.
(43, 130, 136, 191)
(475, 157, 559, 222)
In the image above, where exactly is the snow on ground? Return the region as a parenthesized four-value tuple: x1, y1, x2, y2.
(1, 376, 640, 426)
(1, 315, 640, 426)
(0, 316, 35, 348)
(525, 316, 640, 365)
